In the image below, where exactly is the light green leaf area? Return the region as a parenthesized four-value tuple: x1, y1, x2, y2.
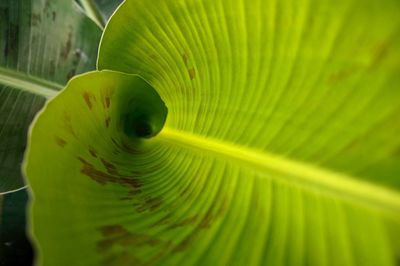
(25, 0, 400, 265)
(0, 0, 101, 193)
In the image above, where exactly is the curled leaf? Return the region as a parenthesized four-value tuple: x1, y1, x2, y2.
(25, 0, 400, 265)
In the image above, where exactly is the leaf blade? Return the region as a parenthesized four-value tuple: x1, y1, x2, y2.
(159, 127, 400, 215)
(26, 0, 400, 265)
(0, 0, 102, 193)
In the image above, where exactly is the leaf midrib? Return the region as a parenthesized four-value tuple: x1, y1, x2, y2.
(0, 67, 60, 98)
(159, 127, 400, 215)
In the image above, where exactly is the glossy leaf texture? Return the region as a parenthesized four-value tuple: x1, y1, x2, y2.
(76, 0, 124, 28)
(0, 0, 101, 193)
(26, 0, 400, 265)
(92, 0, 123, 20)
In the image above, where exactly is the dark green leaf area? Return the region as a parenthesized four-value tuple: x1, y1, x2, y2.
(118, 80, 167, 139)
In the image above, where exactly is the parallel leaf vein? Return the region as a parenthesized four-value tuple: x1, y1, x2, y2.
(159, 127, 400, 214)
(0, 67, 60, 98)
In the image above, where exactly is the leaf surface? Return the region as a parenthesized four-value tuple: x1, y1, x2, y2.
(26, 0, 400, 265)
(92, 0, 124, 22)
(76, 0, 124, 28)
(0, 0, 101, 193)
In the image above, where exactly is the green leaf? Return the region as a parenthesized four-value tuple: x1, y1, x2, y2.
(0, 0, 102, 193)
(77, 0, 124, 28)
(92, 0, 124, 20)
(25, 0, 400, 265)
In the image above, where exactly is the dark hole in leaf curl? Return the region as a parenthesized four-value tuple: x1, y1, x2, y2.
(123, 113, 155, 139)
(117, 77, 168, 140)
(133, 120, 152, 138)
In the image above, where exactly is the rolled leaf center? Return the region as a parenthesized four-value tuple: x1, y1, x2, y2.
(118, 77, 168, 139)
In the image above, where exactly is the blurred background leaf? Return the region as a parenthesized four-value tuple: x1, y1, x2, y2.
(0, 0, 101, 193)
(76, 0, 124, 28)
(0, 0, 123, 264)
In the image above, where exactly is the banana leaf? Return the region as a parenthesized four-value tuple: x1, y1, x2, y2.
(25, 0, 400, 265)
(0, 0, 101, 193)
(76, 0, 124, 29)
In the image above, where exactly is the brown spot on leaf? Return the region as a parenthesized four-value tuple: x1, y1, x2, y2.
(52, 11, 56, 21)
(188, 68, 196, 80)
(370, 41, 389, 68)
(169, 201, 227, 253)
(99, 225, 128, 237)
(77, 156, 141, 191)
(60, 30, 72, 60)
(342, 138, 361, 153)
(55, 136, 66, 147)
(102, 252, 143, 266)
(97, 225, 163, 253)
(119, 197, 133, 201)
(49, 60, 55, 77)
(97, 238, 115, 252)
(151, 213, 173, 228)
(199, 211, 214, 229)
(99, 227, 124, 241)
(44, 0, 51, 12)
(172, 232, 198, 253)
(31, 13, 41, 26)
(101, 158, 118, 175)
(327, 68, 356, 85)
(120, 233, 161, 247)
(136, 196, 163, 213)
(105, 117, 110, 128)
(145, 242, 174, 265)
(82, 91, 95, 109)
(167, 215, 199, 230)
(66, 49, 82, 80)
(101, 88, 114, 109)
(88, 147, 97, 158)
(105, 97, 111, 109)
(119, 177, 141, 190)
(127, 189, 142, 197)
(148, 53, 158, 60)
(63, 113, 77, 138)
(77, 156, 92, 166)
(180, 185, 192, 198)
(182, 53, 189, 66)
